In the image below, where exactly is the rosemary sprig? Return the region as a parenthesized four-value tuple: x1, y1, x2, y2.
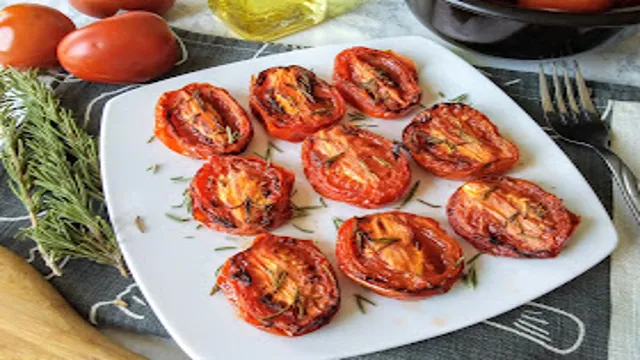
(268, 141, 283, 153)
(438, 91, 446, 98)
(319, 197, 328, 208)
(146, 164, 160, 174)
(225, 126, 239, 144)
(354, 124, 378, 128)
(449, 93, 469, 103)
(0, 68, 126, 276)
(165, 213, 190, 222)
(147, 135, 156, 143)
(397, 180, 421, 208)
(332, 217, 344, 230)
(214, 246, 237, 251)
(348, 112, 367, 122)
(355, 294, 376, 314)
(417, 199, 442, 208)
(293, 224, 314, 233)
(462, 253, 482, 289)
(170, 176, 192, 183)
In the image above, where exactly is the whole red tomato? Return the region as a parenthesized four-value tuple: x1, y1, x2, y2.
(57, 11, 178, 84)
(0, 4, 75, 69)
(518, 0, 613, 12)
(69, 0, 175, 18)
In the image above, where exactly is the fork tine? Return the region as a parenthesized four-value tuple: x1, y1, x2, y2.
(538, 65, 554, 114)
(574, 60, 598, 115)
(562, 62, 581, 115)
(552, 63, 568, 116)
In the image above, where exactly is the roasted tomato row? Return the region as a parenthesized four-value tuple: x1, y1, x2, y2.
(190, 155, 294, 235)
(403, 103, 519, 180)
(333, 47, 422, 119)
(250, 65, 346, 142)
(301, 124, 411, 209)
(336, 211, 463, 299)
(447, 176, 580, 258)
(217, 233, 341, 337)
(155, 83, 254, 158)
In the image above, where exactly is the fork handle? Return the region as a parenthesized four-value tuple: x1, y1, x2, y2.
(597, 148, 640, 224)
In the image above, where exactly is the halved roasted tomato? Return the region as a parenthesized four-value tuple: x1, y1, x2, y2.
(249, 65, 346, 142)
(301, 124, 411, 208)
(155, 83, 253, 158)
(217, 233, 341, 336)
(333, 46, 422, 119)
(189, 155, 294, 235)
(403, 103, 519, 180)
(447, 176, 580, 258)
(336, 211, 463, 300)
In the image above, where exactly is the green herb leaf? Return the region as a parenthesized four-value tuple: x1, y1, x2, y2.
(165, 213, 190, 222)
(332, 217, 344, 230)
(272, 270, 288, 292)
(268, 141, 283, 153)
(226, 126, 239, 144)
(214, 246, 237, 251)
(171, 176, 192, 183)
(209, 284, 220, 296)
(324, 152, 344, 167)
(146, 164, 160, 174)
(348, 112, 367, 122)
(417, 199, 442, 208)
(355, 294, 376, 314)
(454, 256, 465, 269)
(449, 93, 469, 103)
(397, 180, 420, 208)
(147, 135, 156, 143)
(319, 197, 328, 208)
(482, 186, 498, 200)
(293, 224, 314, 234)
(438, 91, 446, 98)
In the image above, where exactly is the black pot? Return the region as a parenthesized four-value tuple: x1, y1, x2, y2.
(405, 0, 640, 59)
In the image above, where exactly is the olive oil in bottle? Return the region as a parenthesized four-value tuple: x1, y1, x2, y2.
(209, 0, 328, 42)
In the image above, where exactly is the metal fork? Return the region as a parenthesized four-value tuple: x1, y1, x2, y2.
(539, 61, 640, 224)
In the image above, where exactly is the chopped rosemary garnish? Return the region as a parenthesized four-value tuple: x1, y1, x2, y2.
(354, 124, 378, 128)
(449, 93, 469, 103)
(392, 141, 404, 159)
(372, 156, 390, 167)
(165, 213, 190, 222)
(272, 270, 288, 292)
(397, 180, 421, 208)
(454, 256, 465, 268)
(462, 253, 482, 289)
(171, 176, 192, 183)
(184, 236, 195, 239)
(268, 141, 283, 153)
(418, 103, 427, 108)
(348, 112, 367, 122)
(293, 224, 314, 233)
(146, 164, 160, 174)
(332, 217, 344, 230)
(0, 68, 126, 276)
(147, 135, 156, 143)
(214, 246, 237, 251)
(319, 197, 328, 208)
(252, 147, 272, 164)
(324, 152, 344, 167)
(355, 294, 376, 314)
(371, 237, 400, 252)
(226, 126, 239, 144)
(482, 186, 498, 200)
(417, 199, 442, 208)
(134, 216, 146, 233)
(196, 224, 204, 230)
(172, 189, 192, 214)
(505, 211, 521, 226)
(438, 91, 446, 98)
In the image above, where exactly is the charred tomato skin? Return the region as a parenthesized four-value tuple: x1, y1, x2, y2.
(249, 65, 346, 142)
(336, 211, 464, 300)
(217, 233, 341, 337)
(301, 124, 411, 209)
(155, 83, 253, 158)
(447, 176, 580, 258)
(333, 46, 422, 119)
(403, 103, 519, 180)
(189, 155, 294, 235)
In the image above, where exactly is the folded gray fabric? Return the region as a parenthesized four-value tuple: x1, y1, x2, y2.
(2, 28, 639, 359)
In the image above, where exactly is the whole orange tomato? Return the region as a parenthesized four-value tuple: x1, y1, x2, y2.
(57, 11, 178, 84)
(518, 0, 613, 12)
(0, 4, 75, 69)
(69, 0, 175, 18)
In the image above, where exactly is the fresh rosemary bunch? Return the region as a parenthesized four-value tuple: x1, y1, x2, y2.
(0, 68, 127, 276)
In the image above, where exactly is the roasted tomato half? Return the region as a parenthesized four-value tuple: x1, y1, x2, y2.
(155, 83, 253, 158)
(217, 233, 341, 336)
(249, 65, 346, 142)
(333, 46, 422, 119)
(336, 212, 463, 300)
(447, 176, 581, 258)
(301, 124, 411, 208)
(403, 103, 519, 180)
(189, 155, 294, 235)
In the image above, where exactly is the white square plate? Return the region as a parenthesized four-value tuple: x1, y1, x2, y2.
(100, 36, 617, 360)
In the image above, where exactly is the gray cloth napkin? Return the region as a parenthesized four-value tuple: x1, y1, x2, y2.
(1, 28, 639, 359)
